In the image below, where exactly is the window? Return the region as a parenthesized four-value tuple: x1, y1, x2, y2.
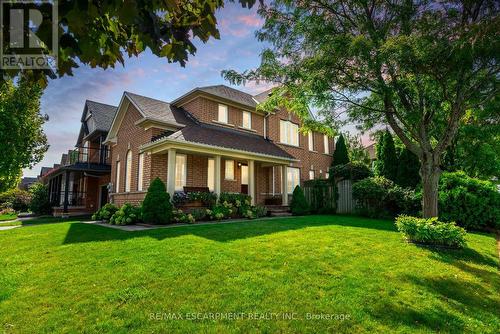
(280, 120, 299, 146)
(241, 165, 248, 185)
(325, 172, 329, 179)
(242, 111, 251, 129)
(308, 131, 314, 151)
(225, 160, 234, 180)
(207, 158, 215, 191)
(175, 154, 187, 191)
(309, 170, 315, 180)
(115, 161, 121, 193)
(324, 135, 330, 154)
(137, 153, 144, 191)
(218, 104, 228, 123)
(287, 167, 300, 194)
(125, 150, 132, 192)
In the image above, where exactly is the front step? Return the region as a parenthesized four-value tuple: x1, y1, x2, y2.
(266, 205, 292, 217)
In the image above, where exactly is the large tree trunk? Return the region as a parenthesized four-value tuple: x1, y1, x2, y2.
(420, 153, 441, 218)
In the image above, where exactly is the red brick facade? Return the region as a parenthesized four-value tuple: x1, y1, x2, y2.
(111, 95, 333, 206)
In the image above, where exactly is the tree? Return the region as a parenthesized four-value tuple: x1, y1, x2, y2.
(375, 131, 398, 182)
(223, 0, 499, 217)
(142, 178, 173, 224)
(0, 80, 48, 192)
(29, 183, 51, 215)
(396, 148, 421, 189)
(290, 185, 310, 215)
(0, 0, 258, 85)
(344, 133, 370, 166)
(332, 134, 349, 166)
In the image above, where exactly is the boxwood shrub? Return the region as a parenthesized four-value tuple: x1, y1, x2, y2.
(396, 215, 467, 249)
(438, 171, 500, 230)
(142, 178, 173, 224)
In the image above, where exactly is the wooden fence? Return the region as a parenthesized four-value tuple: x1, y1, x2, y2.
(303, 179, 355, 214)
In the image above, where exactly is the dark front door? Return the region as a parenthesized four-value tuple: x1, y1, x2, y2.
(100, 185, 109, 208)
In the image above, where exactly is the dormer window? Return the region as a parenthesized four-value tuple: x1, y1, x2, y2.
(218, 104, 228, 123)
(242, 111, 252, 129)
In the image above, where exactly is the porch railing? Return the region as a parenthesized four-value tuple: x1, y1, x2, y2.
(50, 191, 87, 207)
(67, 146, 110, 166)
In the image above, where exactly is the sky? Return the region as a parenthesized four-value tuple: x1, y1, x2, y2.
(22, 3, 365, 178)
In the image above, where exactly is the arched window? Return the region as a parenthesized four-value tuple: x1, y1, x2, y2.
(125, 150, 132, 192)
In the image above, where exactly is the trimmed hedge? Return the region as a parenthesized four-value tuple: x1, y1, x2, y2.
(396, 215, 467, 249)
(439, 171, 500, 230)
(142, 178, 173, 224)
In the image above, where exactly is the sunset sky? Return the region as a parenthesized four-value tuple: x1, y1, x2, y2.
(23, 3, 365, 177)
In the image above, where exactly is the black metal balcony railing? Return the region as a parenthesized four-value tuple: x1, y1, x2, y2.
(50, 191, 87, 207)
(67, 147, 110, 166)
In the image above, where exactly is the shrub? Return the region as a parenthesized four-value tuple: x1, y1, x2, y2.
(219, 192, 251, 207)
(205, 203, 233, 221)
(109, 203, 141, 225)
(190, 208, 208, 221)
(438, 171, 500, 230)
(172, 191, 217, 208)
(290, 185, 310, 215)
(375, 130, 398, 182)
(0, 189, 31, 212)
(142, 178, 173, 224)
(353, 177, 419, 218)
(332, 133, 349, 166)
(396, 215, 467, 249)
(92, 203, 118, 221)
(242, 205, 268, 219)
(330, 161, 372, 181)
(29, 183, 51, 215)
(172, 209, 195, 224)
(302, 179, 336, 214)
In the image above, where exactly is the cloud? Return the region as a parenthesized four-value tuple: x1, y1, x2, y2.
(236, 14, 263, 27)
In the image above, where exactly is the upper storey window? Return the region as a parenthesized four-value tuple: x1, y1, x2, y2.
(280, 120, 299, 146)
(218, 104, 228, 123)
(308, 131, 314, 151)
(324, 135, 330, 154)
(242, 111, 252, 129)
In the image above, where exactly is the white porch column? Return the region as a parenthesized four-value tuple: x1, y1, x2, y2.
(281, 165, 288, 206)
(214, 155, 221, 197)
(166, 148, 176, 197)
(248, 160, 255, 205)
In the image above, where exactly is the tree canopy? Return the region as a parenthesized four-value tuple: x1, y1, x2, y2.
(332, 133, 350, 166)
(375, 130, 398, 182)
(223, 0, 499, 217)
(0, 80, 48, 192)
(1, 0, 258, 85)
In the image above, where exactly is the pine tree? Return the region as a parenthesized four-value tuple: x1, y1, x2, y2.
(396, 148, 421, 188)
(375, 131, 398, 181)
(332, 134, 350, 167)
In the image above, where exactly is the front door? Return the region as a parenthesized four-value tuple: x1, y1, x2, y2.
(241, 165, 248, 194)
(100, 185, 109, 208)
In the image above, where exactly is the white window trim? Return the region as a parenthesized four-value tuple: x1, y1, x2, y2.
(324, 135, 330, 154)
(309, 170, 315, 180)
(242, 111, 252, 129)
(115, 161, 121, 193)
(280, 120, 299, 147)
(137, 153, 144, 191)
(125, 150, 132, 192)
(175, 154, 187, 191)
(225, 160, 235, 180)
(308, 131, 314, 151)
(218, 104, 228, 124)
(287, 167, 300, 194)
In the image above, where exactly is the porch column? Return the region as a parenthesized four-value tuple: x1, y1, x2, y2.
(248, 159, 255, 205)
(63, 171, 70, 213)
(166, 148, 176, 197)
(281, 165, 288, 206)
(214, 155, 221, 197)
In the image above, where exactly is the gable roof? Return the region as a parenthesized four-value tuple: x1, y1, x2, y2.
(83, 100, 117, 132)
(252, 88, 274, 104)
(124, 91, 189, 126)
(171, 84, 260, 109)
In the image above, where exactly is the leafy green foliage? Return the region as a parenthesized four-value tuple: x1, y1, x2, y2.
(1, 1, 257, 84)
(302, 179, 336, 214)
(109, 203, 141, 225)
(290, 185, 310, 216)
(438, 172, 500, 230)
(92, 203, 119, 222)
(0, 80, 47, 192)
(172, 209, 196, 224)
(395, 148, 421, 188)
(396, 215, 467, 249)
(344, 133, 371, 166)
(219, 193, 251, 208)
(332, 134, 349, 166)
(142, 178, 173, 225)
(375, 131, 398, 182)
(353, 177, 419, 218)
(330, 161, 372, 181)
(0, 189, 31, 212)
(29, 183, 51, 215)
(172, 191, 218, 208)
(205, 202, 234, 221)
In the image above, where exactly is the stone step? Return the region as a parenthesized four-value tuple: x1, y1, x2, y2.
(269, 211, 293, 217)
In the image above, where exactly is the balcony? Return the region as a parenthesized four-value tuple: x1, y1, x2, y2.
(67, 146, 110, 166)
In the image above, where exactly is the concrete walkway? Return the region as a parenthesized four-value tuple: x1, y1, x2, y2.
(0, 225, 21, 231)
(84, 216, 295, 232)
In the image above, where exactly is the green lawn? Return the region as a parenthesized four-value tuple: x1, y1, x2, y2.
(0, 213, 17, 221)
(0, 216, 498, 333)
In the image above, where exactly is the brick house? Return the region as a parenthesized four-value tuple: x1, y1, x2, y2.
(105, 85, 333, 207)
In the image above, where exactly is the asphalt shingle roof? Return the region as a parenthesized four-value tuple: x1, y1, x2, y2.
(125, 92, 189, 125)
(85, 100, 118, 132)
(197, 85, 258, 108)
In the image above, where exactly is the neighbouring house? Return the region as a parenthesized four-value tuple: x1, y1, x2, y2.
(40, 85, 334, 216)
(41, 101, 117, 216)
(105, 85, 333, 207)
(18, 177, 38, 190)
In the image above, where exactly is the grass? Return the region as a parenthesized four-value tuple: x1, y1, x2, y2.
(0, 213, 17, 221)
(0, 216, 86, 227)
(0, 215, 498, 333)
